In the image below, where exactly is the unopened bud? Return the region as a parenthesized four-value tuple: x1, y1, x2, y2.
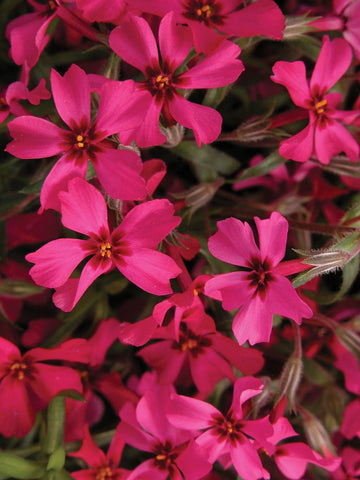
(295, 248, 352, 279)
(0, 279, 44, 298)
(302, 411, 336, 456)
(275, 354, 303, 413)
(318, 155, 360, 178)
(221, 117, 280, 147)
(184, 178, 224, 215)
(160, 123, 185, 147)
(334, 326, 360, 362)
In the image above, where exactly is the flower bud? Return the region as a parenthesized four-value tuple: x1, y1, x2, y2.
(160, 123, 185, 147)
(334, 325, 360, 362)
(0, 279, 44, 298)
(275, 354, 303, 413)
(184, 178, 224, 215)
(302, 411, 336, 456)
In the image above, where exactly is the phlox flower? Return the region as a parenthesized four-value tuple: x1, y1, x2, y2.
(128, 0, 285, 54)
(331, 446, 360, 480)
(0, 77, 50, 124)
(69, 424, 130, 480)
(6, 64, 150, 211)
(26, 178, 182, 312)
(0, 337, 88, 437)
(271, 35, 359, 164)
(265, 418, 341, 479)
(138, 304, 264, 393)
(109, 11, 244, 147)
(5, 0, 99, 70)
(167, 377, 273, 480)
(117, 385, 212, 480)
(204, 212, 313, 345)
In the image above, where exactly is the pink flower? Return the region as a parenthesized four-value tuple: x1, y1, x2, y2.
(26, 178, 182, 311)
(5, 0, 99, 70)
(204, 212, 313, 345)
(117, 386, 212, 480)
(109, 12, 244, 147)
(6, 64, 150, 210)
(271, 36, 359, 164)
(138, 304, 264, 393)
(0, 77, 50, 124)
(0, 337, 88, 437)
(69, 424, 130, 480)
(128, 0, 285, 53)
(167, 377, 273, 480)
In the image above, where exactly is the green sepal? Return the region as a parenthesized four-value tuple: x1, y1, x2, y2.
(0, 454, 46, 479)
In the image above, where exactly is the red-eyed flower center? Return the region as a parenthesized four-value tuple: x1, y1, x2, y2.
(182, 0, 225, 26)
(100, 241, 112, 258)
(75, 134, 87, 149)
(48, 0, 57, 11)
(10, 361, 28, 381)
(95, 466, 113, 480)
(152, 440, 178, 470)
(210, 412, 245, 445)
(314, 98, 328, 116)
(173, 325, 211, 357)
(0, 97, 8, 111)
(155, 74, 171, 90)
(246, 257, 274, 299)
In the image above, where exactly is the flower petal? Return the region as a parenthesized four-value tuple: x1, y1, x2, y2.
(94, 149, 146, 201)
(271, 61, 310, 108)
(51, 65, 90, 129)
(279, 120, 315, 163)
(6, 116, 64, 159)
(204, 272, 255, 311)
(254, 212, 288, 266)
(115, 248, 181, 295)
(26, 238, 89, 288)
(168, 94, 222, 147)
(59, 177, 109, 236)
(314, 118, 359, 164)
(159, 12, 193, 72)
(310, 36, 353, 93)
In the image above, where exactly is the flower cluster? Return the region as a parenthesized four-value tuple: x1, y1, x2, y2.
(1, 1, 360, 480)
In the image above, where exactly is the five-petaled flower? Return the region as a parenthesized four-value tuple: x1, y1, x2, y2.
(26, 178, 181, 311)
(204, 212, 313, 345)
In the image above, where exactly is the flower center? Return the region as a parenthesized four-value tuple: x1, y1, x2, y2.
(210, 412, 244, 445)
(196, 4, 213, 19)
(246, 256, 274, 299)
(173, 325, 211, 357)
(100, 241, 112, 258)
(155, 74, 171, 90)
(182, 0, 224, 26)
(95, 466, 113, 480)
(48, 0, 57, 10)
(314, 98, 328, 115)
(10, 361, 28, 381)
(75, 134, 88, 149)
(153, 441, 178, 470)
(0, 97, 8, 110)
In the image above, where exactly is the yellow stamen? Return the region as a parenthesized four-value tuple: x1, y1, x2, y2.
(10, 362, 28, 380)
(100, 241, 112, 258)
(155, 74, 170, 89)
(95, 466, 113, 480)
(315, 99, 328, 114)
(156, 454, 167, 461)
(196, 5, 212, 18)
(193, 288, 199, 296)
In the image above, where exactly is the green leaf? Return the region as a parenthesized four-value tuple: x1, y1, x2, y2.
(236, 150, 286, 181)
(20, 180, 44, 194)
(46, 396, 65, 455)
(0, 454, 45, 479)
(47, 448, 65, 471)
(172, 142, 240, 182)
(303, 356, 333, 386)
(203, 85, 232, 108)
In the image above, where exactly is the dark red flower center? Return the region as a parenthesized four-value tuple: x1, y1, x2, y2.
(182, 0, 225, 26)
(95, 466, 113, 480)
(152, 440, 178, 471)
(0, 97, 8, 111)
(173, 325, 211, 357)
(210, 411, 245, 445)
(246, 256, 274, 299)
(10, 360, 29, 381)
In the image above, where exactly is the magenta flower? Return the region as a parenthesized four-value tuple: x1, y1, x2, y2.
(167, 377, 273, 480)
(138, 306, 264, 393)
(70, 425, 130, 480)
(204, 212, 313, 345)
(26, 178, 182, 311)
(6, 64, 150, 210)
(0, 337, 88, 438)
(109, 12, 244, 147)
(271, 35, 359, 164)
(128, 0, 285, 53)
(117, 386, 212, 480)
